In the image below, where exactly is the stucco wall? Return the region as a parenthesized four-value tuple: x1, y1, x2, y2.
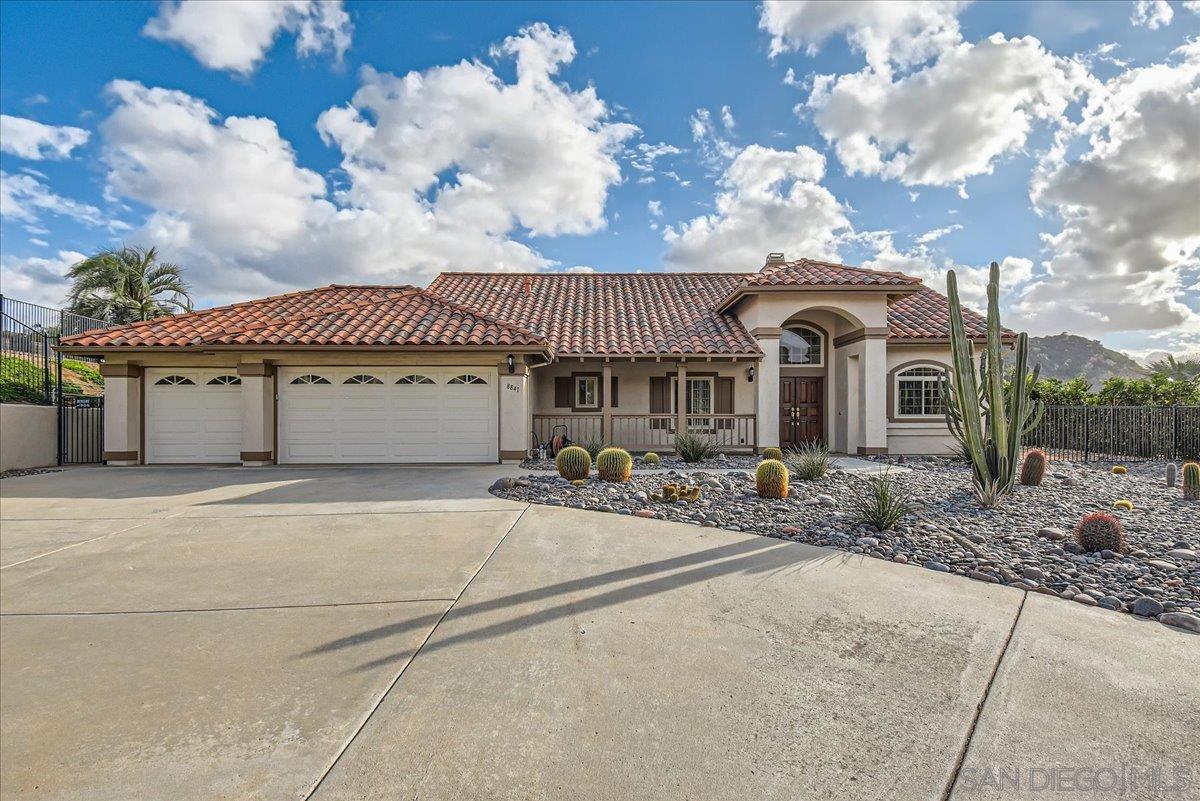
(0, 403, 57, 472)
(533, 360, 756, 415)
(885, 344, 957, 456)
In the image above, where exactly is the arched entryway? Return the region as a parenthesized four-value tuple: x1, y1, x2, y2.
(778, 323, 826, 447)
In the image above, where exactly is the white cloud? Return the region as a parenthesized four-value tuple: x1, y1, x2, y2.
(720, 105, 736, 132)
(689, 107, 739, 170)
(647, 200, 663, 217)
(93, 24, 636, 300)
(808, 34, 1090, 187)
(664, 144, 851, 271)
(759, 0, 968, 75)
(629, 141, 683, 184)
(0, 250, 86, 307)
(29, 238, 49, 247)
(0, 115, 90, 160)
(0, 171, 104, 226)
(1185, 1, 1200, 12)
(1131, 0, 1174, 29)
(143, 0, 352, 75)
(564, 265, 596, 274)
(915, 224, 963, 244)
(1014, 42, 1200, 339)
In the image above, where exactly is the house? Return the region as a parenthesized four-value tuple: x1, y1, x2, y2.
(57, 253, 1005, 465)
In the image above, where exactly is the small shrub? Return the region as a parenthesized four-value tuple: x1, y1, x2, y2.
(1112, 499, 1133, 511)
(642, 452, 661, 466)
(555, 445, 592, 481)
(596, 447, 633, 482)
(784, 441, 830, 481)
(847, 470, 914, 531)
(1074, 512, 1126, 553)
(675, 432, 719, 463)
(761, 446, 783, 462)
(1183, 462, 1200, 501)
(580, 439, 605, 460)
(755, 459, 789, 499)
(1111, 465, 1127, 475)
(1019, 449, 1047, 486)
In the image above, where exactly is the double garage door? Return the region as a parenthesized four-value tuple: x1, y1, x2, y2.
(143, 366, 497, 464)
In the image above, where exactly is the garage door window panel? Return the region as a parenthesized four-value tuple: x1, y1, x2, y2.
(154, 375, 195, 386)
(448, 374, 488, 385)
(206, 375, 241, 386)
(397, 374, 436, 385)
(344, 374, 384, 385)
(290, 374, 331, 385)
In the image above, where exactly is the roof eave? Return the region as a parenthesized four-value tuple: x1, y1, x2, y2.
(54, 342, 554, 358)
(716, 282, 924, 313)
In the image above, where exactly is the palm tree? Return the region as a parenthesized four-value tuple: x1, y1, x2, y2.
(1147, 354, 1200, 382)
(65, 246, 193, 324)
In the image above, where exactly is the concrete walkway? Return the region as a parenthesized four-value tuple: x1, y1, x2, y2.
(1, 466, 1195, 800)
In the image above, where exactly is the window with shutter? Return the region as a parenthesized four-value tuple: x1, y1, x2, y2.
(554, 377, 572, 408)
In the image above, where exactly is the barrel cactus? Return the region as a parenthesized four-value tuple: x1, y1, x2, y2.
(642, 452, 661, 466)
(555, 445, 592, 481)
(1019, 449, 1047, 486)
(654, 482, 701, 503)
(1183, 461, 1200, 500)
(756, 459, 789, 499)
(761, 446, 783, 462)
(1112, 499, 1133, 511)
(1166, 462, 1177, 488)
(596, 447, 633, 482)
(1074, 512, 1126, 554)
(1111, 465, 1127, 475)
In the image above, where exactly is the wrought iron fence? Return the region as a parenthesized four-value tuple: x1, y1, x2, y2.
(1, 294, 109, 405)
(1024, 405, 1199, 462)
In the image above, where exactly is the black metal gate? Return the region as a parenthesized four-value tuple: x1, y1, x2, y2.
(59, 393, 104, 464)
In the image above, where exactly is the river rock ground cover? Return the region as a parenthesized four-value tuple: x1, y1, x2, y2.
(491, 457, 1200, 632)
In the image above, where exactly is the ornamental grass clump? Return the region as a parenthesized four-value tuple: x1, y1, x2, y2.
(581, 439, 605, 460)
(555, 445, 591, 481)
(1074, 512, 1126, 553)
(596, 447, 633, 483)
(784, 441, 830, 481)
(761, 447, 783, 462)
(675, 432, 719, 463)
(755, 459, 789, 499)
(1019, 448, 1047, 486)
(847, 470, 914, 531)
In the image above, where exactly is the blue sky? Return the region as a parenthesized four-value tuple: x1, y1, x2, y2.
(1, 1, 1197, 361)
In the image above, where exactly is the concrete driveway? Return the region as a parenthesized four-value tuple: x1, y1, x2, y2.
(1, 467, 1196, 800)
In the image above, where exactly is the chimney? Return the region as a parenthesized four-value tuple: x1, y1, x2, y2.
(765, 252, 786, 268)
(522, 275, 533, 294)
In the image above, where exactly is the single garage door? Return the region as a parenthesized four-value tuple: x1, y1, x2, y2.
(277, 367, 498, 463)
(144, 368, 242, 464)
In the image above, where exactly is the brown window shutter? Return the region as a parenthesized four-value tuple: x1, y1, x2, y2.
(649, 376, 668, 413)
(611, 376, 618, 408)
(716, 378, 734, 414)
(554, 377, 571, 408)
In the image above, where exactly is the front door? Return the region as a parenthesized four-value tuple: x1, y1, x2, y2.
(779, 376, 823, 448)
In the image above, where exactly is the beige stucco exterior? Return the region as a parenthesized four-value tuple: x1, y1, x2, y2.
(0, 403, 58, 472)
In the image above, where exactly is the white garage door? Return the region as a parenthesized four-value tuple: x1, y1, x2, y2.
(144, 368, 242, 464)
(277, 367, 497, 464)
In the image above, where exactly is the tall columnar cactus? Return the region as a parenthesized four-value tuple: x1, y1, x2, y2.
(1019, 448, 1047, 486)
(942, 262, 1044, 507)
(555, 445, 592, 481)
(756, 459, 789, 499)
(596, 447, 633, 482)
(1183, 461, 1200, 500)
(1166, 462, 1177, 489)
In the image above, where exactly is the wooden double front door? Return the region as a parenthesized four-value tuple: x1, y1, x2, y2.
(779, 376, 823, 447)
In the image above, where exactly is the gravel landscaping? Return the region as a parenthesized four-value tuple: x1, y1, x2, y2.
(491, 457, 1200, 633)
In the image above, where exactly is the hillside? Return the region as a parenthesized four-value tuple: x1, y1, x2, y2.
(1026, 334, 1145, 384)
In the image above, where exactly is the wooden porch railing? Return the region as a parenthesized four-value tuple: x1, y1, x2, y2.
(534, 413, 756, 453)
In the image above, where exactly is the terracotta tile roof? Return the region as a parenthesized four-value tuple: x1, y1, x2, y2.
(426, 272, 760, 356)
(59, 285, 549, 349)
(887, 287, 1015, 341)
(744, 258, 923, 288)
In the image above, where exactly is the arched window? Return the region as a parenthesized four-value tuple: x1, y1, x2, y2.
(154, 375, 195, 386)
(448, 374, 487, 385)
(780, 326, 823, 366)
(289, 374, 331, 385)
(895, 366, 946, 417)
(397, 374, 436, 385)
(343, 374, 383, 385)
(206, 375, 241, 386)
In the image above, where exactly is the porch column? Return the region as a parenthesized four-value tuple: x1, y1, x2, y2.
(859, 337, 888, 455)
(238, 362, 275, 465)
(99, 363, 141, 465)
(676, 360, 687, 440)
(754, 330, 781, 451)
(498, 363, 530, 463)
(602, 360, 613, 444)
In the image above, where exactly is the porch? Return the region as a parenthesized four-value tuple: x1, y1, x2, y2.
(532, 413, 758, 453)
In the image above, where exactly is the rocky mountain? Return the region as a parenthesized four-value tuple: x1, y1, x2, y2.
(1026, 333, 1145, 384)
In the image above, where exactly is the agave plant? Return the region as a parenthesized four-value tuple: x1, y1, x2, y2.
(942, 262, 1044, 508)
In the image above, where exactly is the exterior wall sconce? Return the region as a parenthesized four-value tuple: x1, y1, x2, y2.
(747, 365, 755, 383)
(506, 354, 516, 374)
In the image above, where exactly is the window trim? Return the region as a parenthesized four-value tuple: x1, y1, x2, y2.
(670, 375, 715, 415)
(888, 361, 950, 422)
(780, 325, 825, 367)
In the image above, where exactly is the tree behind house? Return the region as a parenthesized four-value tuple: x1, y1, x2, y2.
(66, 246, 193, 325)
